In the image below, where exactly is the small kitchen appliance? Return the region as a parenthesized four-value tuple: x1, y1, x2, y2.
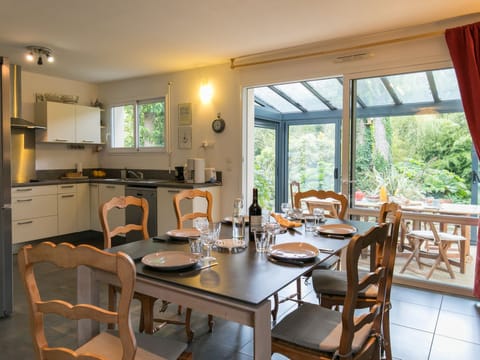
(185, 158, 205, 183)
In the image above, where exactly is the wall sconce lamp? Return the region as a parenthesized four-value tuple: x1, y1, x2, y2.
(199, 82, 213, 104)
(25, 45, 54, 65)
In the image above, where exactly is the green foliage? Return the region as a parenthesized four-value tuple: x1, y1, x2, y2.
(355, 113, 472, 203)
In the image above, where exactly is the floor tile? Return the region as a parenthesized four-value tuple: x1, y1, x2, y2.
(390, 323, 433, 360)
(435, 310, 480, 344)
(391, 285, 443, 308)
(441, 294, 480, 317)
(429, 335, 480, 360)
(390, 299, 440, 332)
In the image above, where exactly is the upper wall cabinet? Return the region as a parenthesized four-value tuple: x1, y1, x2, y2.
(35, 101, 101, 144)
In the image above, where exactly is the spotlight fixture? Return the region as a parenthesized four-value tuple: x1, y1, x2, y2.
(25, 45, 54, 65)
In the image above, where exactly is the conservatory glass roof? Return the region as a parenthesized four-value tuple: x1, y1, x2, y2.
(253, 68, 463, 118)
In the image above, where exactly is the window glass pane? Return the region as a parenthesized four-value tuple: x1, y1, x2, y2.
(306, 78, 343, 109)
(274, 83, 329, 111)
(288, 123, 336, 191)
(111, 104, 135, 148)
(138, 98, 166, 148)
(433, 68, 461, 101)
(352, 70, 471, 208)
(253, 126, 276, 210)
(356, 77, 394, 106)
(386, 72, 432, 103)
(254, 87, 301, 113)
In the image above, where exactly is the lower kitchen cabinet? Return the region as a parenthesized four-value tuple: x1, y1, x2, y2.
(76, 183, 91, 231)
(11, 185, 58, 244)
(57, 184, 78, 235)
(156, 186, 221, 236)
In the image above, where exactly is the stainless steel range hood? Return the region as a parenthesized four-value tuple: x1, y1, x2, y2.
(10, 64, 46, 129)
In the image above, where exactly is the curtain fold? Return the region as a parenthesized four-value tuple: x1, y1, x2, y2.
(445, 22, 480, 298)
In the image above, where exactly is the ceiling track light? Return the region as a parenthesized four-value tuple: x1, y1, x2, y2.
(25, 45, 54, 66)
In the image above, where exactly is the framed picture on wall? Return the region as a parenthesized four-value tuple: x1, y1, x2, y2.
(178, 103, 192, 126)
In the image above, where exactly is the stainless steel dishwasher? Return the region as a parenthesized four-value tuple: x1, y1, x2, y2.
(125, 186, 157, 241)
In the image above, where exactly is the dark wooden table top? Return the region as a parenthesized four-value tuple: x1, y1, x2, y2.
(109, 219, 375, 305)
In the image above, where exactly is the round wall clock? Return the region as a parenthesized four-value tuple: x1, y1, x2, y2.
(212, 115, 226, 133)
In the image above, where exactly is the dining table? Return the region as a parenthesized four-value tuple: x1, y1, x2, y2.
(77, 218, 375, 360)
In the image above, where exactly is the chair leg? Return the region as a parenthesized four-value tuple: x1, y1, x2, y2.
(184, 308, 194, 343)
(272, 293, 279, 321)
(139, 295, 156, 334)
(382, 310, 392, 360)
(208, 314, 214, 333)
(107, 285, 117, 330)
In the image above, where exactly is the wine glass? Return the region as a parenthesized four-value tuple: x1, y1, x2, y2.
(203, 221, 221, 262)
(312, 207, 325, 225)
(281, 202, 291, 217)
(193, 217, 209, 234)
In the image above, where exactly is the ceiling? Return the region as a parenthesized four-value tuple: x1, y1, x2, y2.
(0, 1, 479, 84)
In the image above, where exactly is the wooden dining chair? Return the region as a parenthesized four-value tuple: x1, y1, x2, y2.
(400, 221, 466, 279)
(290, 180, 301, 207)
(17, 241, 191, 360)
(173, 188, 213, 229)
(311, 202, 402, 360)
(271, 190, 348, 321)
(271, 223, 390, 360)
(172, 189, 215, 339)
(294, 189, 348, 219)
(100, 195, 160, 335)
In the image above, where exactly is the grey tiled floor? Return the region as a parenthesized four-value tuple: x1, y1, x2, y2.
(2, 233, 479, 359)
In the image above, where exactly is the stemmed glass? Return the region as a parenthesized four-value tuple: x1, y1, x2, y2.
(312, 207, 325, 225)
(281, 202, 291, 217)
(203, 221, 221, 262)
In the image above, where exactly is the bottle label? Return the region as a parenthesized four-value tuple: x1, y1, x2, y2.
(250, 215, 262, 233)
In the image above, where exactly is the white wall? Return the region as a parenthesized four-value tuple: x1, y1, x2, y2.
(98, 64, 243, 217)
(21, 71, 100, 170)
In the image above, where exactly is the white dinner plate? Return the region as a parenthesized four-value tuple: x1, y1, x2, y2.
(141, 251, 199, 271)
(269, 242, 319, 260)
(316, 223, 357, 236)
(166, 228, 200, 240)
(215, 238, 247, 250)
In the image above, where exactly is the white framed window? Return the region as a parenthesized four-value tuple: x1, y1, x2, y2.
(109, 97, 166, 151)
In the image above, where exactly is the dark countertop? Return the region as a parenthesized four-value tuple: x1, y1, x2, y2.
(12, 178, 222, 189)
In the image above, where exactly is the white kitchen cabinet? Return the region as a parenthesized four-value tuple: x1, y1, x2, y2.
(35, 101, 75, 142)
(156, 186, 221, 236)
(35, 101, 101, 144)
(98, 184, 125, 234)
(11, 185, 58, 244)
(75, 105, 101, 144)
(76, 183, 91, 231)
(57, 184, 77, 235)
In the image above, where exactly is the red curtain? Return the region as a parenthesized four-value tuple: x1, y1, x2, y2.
(445, 22, 480, 298)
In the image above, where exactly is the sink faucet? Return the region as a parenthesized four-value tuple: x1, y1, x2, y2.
(127, 170, 144, 179)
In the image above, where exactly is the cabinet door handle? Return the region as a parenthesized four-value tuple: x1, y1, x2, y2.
(106, 185, 116, 189)
(167, 190, 180, 194)
(18, 220, 33, 225)
(17, 198, 33, 202)
(60, 185, 75, 189)
(15, 188, 33, 192)
(90, 184, 99, 188)
(81, 140, 94, 143)
(61, 194, 75, 198)
(54, 139, 69, 142)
